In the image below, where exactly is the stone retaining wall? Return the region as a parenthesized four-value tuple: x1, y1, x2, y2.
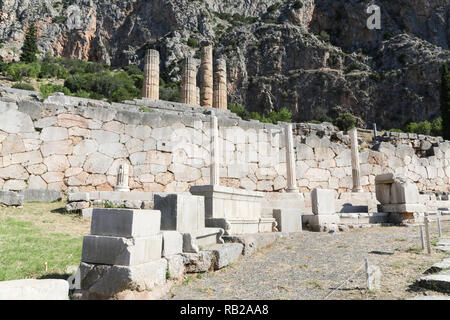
(1, 85, 449, 195)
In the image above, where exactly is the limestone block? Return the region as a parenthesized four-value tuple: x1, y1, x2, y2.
(168, 163, 201, 182)
(102, 121, 124, 134)
(90, 209, 161, 238)
(273, 209, 302, 232)
(302, 214, 340, 227)
(98, 142, 129, 158)
(73, 139, 98, 157)
(91, 130, 120, 143)
(44, 155, 70, 172)
(40, 127, 68, 141)
(0, 102, 34, 134)
(66, 201, 90, 211)
(3, 179, 27, 191)
(20, 189, 62, 203)
(181, 251, 214, 273)
(0, 164, 29, 179)
(1, 134, 25, 156)
(0, 190, 24, 206)
(11, 150, 42, 166)
(0, 279, 69, 300)
(81, 234, 163, 266)
(83, 152, 114, 174)
(375, 183, 391, 205)
(391, 181, 419, 204)
(165, 254, 185, 279)
(162, 231, 183, 257)
(153, 193, 205, 233)
(57, 114, 89, 128)
(41, 140, 73, 157)
(28, 175, 47, 190)
(79, 259, 167, 299)
(34, 116, 56, 129)
(204, 243, 243, 270)
(311, 189, 335, 215)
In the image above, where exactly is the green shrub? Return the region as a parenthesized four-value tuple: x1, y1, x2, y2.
(389, 128, 403, 133)
(187, 37, 198, 48)
(228, 103, 252, 121)
(11, 82, 34, 91)
(431, 117, 443, 137)
(334, 112, 356, 131)
(6, 62, 41, 80)
(405, 121, 432, 135)
(39, 83, 71, 99)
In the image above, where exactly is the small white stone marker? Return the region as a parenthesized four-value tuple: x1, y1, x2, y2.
(366, 258, 381, 291)
(115, 163, 130, 192)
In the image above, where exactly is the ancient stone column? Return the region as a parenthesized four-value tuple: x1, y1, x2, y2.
(350, 128, 363, 193)
(210, 115, 220, 186)
(285, 123, 298, 193)
(196, 87, 201, 106)
(115, 163, 130, 192)
(213, 59, 227, 110)
(200, 44, 213, 107)
(180, 57, 198, 105)
(141, 49, 159, 100)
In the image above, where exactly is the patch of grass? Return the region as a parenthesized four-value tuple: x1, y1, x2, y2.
(394, 238, 407, 242)
(183, 275, 195, 286)
(305, 280, 323, 289)
(337, 245, 349, 248)
(0, 215, 83, 281)
(406, 247, 422, 254)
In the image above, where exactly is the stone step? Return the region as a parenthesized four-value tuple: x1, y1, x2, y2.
(435, 246, 450, 253)
(418, 270, 450, 293)
(425, 258, 450, 274)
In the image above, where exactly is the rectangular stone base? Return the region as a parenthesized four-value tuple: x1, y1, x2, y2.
(302, 214, 340, 231)
(79, 259, 167, 300)
(273, 209, 303, 233)
(81, 234, 162, 266)
(379, 203, 426, 214)
(182, 228, 224, 253)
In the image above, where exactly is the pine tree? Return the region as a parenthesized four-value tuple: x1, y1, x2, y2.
(441, 63, 450, 140)
(20, 23, 38, 63)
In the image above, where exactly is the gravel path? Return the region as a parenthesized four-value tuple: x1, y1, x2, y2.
(165, 221, 450, 300)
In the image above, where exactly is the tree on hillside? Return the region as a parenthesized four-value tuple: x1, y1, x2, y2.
(441, 63, 450, 140)
(20, 23, 38, 63)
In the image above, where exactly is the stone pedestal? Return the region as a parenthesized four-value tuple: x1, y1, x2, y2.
(190, 185, 276, 235)
(200, 44, 213, 107)
(375, 173, 426, 223)
(180, 57, 197, 105)
(273, 209, 303, 233)
(142, 49, 159, 100)
(213, 59, 227, 110)
(304, 188, 340, 231)
(79, 208, 165, 299)
(153, 193, 224, 253)
(350, 128, 363, 193)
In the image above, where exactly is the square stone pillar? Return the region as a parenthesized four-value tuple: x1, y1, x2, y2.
(350, 128, 363, 193)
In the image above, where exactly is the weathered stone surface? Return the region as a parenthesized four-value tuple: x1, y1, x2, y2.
(417, 271, 450, 293)
(66, 201, 90, 211)
(311, 189, 335, 215)
(0, 102, 34, 134)
(182, 251, 214, 273)
(273, 208, 303, 233)
(81, 234, 163, 266)
(20, 189, 62, 203)
(79, 259, 167, 299)
(204, 243, 243, 270)
(83, 152, 113, 174)
(40, 127, 68, 141)
(165, 254, 184, 279)
(90, 209, 161, 238)
(425, 258, 450, 274)
(68, 192, 90, 202)
(0, 190, 24, 206)
(0, 279, 69, 300)
(162, 231, 183, 257)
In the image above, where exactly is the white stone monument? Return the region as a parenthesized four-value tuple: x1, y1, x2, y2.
(350, 128, 363, 193)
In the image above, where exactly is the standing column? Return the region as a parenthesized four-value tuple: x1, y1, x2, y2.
(180, 57, 197, 105)
(142, 49, 159, 100)
(196, 87, 201, 106)
(210, 115, 220, 186)
(213, 59, 227, 110)
(115, 164, 130, 192)
(200, 44, 213, 107)
(285, 123, 299, 193)
(350, 128, 363, 193)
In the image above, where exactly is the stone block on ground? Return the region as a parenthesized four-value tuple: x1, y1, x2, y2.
(273, 209, 302, 233)
(417, 270, 450, 293)
(66, 201, 90, 212)
(204, 243, 244, 270)
(82, 208, 93, 220)
(162, 231, 183, 257)
(0, 279, 69, 300)
(181, 251, 214, 273)
(425, 258, 450, 274)
(0, 190, 24, 206)
(91, 209, 161, 238)
(79, 259, 167, 300)
(81, 234, 162, 266)
(20, 189, 62, 203)
(153, 193, 205, 233)
(68, 192, 90, 202)
(222, 232, 283, 256)
(165, 254, 185, 279)
(182, 228, 224, 253)
(311, 189, 335, 215)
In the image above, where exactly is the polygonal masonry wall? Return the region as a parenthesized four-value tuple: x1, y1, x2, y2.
(0, 85, 450, 195)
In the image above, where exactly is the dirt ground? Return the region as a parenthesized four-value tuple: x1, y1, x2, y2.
(166, 221, 450, 300)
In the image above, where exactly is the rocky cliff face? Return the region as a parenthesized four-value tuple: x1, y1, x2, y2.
(0, 0, 449, 129)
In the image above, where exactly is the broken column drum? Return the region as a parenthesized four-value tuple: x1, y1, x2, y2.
(200, 45, 213, 107)
(142, 49, 159, 100)
(114, 164, 130, 192)
(213, 59, 227, 110)
(180, 57, 198, 105)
